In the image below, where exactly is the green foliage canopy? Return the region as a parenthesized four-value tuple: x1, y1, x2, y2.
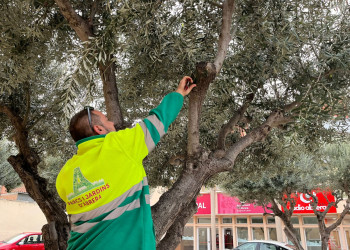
(0, 0, 349, 195)
(0, 139, 21, 191)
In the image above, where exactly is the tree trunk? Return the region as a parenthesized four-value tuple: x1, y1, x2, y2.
(317, 217, 328, 250)
(42, 222, 70, 250)
(153, 151, 235, 247)
(320, 233, 329, 250)
(156, 200, 197, 250)
(98, 60, 124, 129)
(317, 199, 350, 250)
(1, 104, 70, 250)
(153, 59, 285, 246)
(152, 154, 212, 244)
(283, 225, 304, 250)
(153, 61, 226, 247)
(270, 199, 303, 250)
(8, 154, 70, 250)
(153, 61, 217, 244)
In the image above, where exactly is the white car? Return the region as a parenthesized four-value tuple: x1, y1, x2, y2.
(234, 240, 294, 250)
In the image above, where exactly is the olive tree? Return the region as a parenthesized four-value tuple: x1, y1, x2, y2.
(221, 134, 322, 250)
(1, 0, 350, 249)
(0, 1, 79, 248)
(221, 137, 350, 250)
(307, 142, 350, 250)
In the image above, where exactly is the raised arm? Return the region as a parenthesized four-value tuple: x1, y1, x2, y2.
(140, 76, 196, 153)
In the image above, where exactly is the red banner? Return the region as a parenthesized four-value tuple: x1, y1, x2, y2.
(284, 191, 336, 214)
(195, 193, 273, 215)
(196, 193, 211, 214)
(217, 193, 272, 214)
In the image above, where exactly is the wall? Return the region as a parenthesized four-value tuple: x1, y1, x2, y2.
(0, 199, 46, 241)
(17, 193, 35, 202)
(150, 186, 168, 206)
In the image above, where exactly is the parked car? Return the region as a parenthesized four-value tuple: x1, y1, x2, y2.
(234, 240, 294, 250)
(0, 232, 44, 250)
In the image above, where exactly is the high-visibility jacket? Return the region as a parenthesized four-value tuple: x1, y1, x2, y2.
(56, 92, 184, 250)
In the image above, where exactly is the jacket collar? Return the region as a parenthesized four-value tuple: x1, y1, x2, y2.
(75, 134, 106, 147)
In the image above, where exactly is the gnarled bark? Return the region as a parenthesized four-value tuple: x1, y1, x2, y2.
(98, 59, 124, 129)
(157, 200, 197, 250)
(1, 105, 70, 250)
(187, 62, 216, 156)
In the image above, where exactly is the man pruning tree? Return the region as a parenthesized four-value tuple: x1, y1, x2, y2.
(56, 76, 196, 249)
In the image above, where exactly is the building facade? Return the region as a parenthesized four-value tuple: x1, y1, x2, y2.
(0, 185, 46, 241)
(176, 190, 350, 250)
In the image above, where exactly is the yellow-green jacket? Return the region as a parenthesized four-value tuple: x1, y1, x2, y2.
(56, 92, 184, 250)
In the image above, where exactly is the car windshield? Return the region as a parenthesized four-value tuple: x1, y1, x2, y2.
(4, 233, 26, 244)
(236, 242, 258, 249)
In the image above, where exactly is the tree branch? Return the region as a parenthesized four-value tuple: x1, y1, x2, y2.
(283, 101, 301, 112)
(320, 192, 349, 234)
(98, 59, 124, 128)
(217, 89, 300, 162)
(326, 199, 350, 233)
(187, 0, 235, 155)
(282, 192, 296, 218)
(223, 109, 284, 163)
(1, 103, 71, 249)
(89, 0, 101, 28)
(213, 0, 235, 74)
(217, 93, 254, 150)
(0, 104, 39, 166)
(308, 191, 321, 218)
(270, 199, 283, 217)
(187, 62, 216, 156)
(54, 0, 93, 42)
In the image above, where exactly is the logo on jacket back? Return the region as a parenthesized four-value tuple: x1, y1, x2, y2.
(68, 167, 105, 200)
